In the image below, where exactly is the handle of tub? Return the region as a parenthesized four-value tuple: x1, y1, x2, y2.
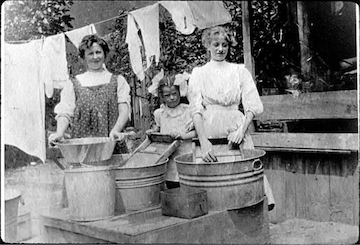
(19, 195, 25, 205)
(252, 159, 263, 171)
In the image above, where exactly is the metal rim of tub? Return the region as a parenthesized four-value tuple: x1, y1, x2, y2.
(175, 149, 266, 165)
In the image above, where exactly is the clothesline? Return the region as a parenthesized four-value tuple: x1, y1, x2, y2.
(5, 11, 129, 43)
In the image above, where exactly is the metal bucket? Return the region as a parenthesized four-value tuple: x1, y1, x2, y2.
(110, 154, 168, 213)
(64, 165, 115, 221)
(5, 188, 22, 243)
(175, 149, 266, 211)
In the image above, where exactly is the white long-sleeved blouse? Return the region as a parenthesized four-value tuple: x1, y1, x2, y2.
(54, 68, 131, 121)
(187, 60, 263, 141)
(188, 60, 263, 116)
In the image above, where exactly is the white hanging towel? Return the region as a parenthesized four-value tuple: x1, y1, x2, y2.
(126, 13, 145, 81)
(40, 33, 69, 97)
(131, 3, 160, 68)
(187, 1, 232, 29)
(159, 1, 196, 35)
(65, 24, 97, 49)
(4, 40, 46, 163)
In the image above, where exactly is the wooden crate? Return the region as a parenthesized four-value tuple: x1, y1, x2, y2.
(161, 188, 208, 219)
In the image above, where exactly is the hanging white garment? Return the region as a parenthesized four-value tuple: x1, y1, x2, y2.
(188, 1, 232, 29)
(4, 40, 46, 163)
(65, 24, 97, 49)
(131, 3, 160, 67)
(125, 14, 145, 81)
(159, 1, 196, 35)
(40, 33, 69, 97)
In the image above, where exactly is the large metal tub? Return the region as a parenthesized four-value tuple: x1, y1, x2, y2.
(175, 149, 266, 211)
(108, 154, 168, 213)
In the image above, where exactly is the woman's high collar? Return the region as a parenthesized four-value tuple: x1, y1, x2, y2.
(208, 59, 228, 68)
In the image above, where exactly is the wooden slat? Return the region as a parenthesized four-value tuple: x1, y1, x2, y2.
(251, 132, 358, 152)
(256, 90, 357, 121)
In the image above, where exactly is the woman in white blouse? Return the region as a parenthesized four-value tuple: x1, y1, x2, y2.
(188, 26, 275, 210)
(48, 35, 131, 146)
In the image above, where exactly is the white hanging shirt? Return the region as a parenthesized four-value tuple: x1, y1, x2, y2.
(4, 40, 46, 163)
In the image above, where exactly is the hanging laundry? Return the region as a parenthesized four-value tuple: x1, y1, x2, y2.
(4, 40, 46, 163)
(131, 3, 160, 68)
(65, 24, 97, 48)
(188, 1, 232, 29)
(40, 33, 69, 97)
(126, 13, 145, 81)
(159, 1, 196, 35)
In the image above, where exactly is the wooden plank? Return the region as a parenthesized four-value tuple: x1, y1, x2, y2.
(297, 1, 311, 77)
(41, 201, 269, 244)
(241, 0, 255, 79)
(304, 156, 331, 222)
(262, 154, 287, 223)
(252, 133, 358, 152)
(265, 151, 358, 225)
(329, 153, 358, 225)
(355, 159, 359, 226)
(256, 90, 357, 120)
(295, 156, 308, 219)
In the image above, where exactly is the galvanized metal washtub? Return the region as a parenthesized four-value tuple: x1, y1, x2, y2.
(107, 153, 168, 213)
(175, 149, 266, 211)
(4, 188, 24, 243)
(55, 137, 117, 165)
(64, 165, 116, 221)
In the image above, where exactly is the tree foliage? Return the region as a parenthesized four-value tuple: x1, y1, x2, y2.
(4, 0, 74, 41)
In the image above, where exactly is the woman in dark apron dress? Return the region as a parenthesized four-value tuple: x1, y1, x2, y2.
(48, 35, 131, 206)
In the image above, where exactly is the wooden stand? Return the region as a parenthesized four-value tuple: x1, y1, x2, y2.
(39, 199, 269, 244)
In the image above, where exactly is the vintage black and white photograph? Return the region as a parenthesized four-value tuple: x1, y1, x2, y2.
(1, 0, 359, 243)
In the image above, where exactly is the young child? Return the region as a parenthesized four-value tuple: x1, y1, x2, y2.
(147, 70, 196, 189)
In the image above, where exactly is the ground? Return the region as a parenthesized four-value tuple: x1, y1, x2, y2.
(4, 160, 359, 244)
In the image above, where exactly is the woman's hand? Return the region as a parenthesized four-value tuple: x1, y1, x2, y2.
(227, 127, 245, 145)
(185, 121, 195, 133)
(48, 132, 68, 146)
(109, 130, 125, 141)
(200, 138, 217, 162)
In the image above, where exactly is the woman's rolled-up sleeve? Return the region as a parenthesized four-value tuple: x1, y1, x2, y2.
(240, 66, 263, 116)
(54, 79, 75, 122)
(117, 75, 131, 119)
(187, 68, 204, 117)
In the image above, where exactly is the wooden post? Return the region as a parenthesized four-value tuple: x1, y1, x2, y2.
(241, 0, 255, 81)
(141, 75, 151, 132)
(297, 1, 311, 77)
(241, 0, 256, 133)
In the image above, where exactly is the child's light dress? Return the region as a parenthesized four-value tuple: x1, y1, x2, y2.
(154, 103, 193, 182)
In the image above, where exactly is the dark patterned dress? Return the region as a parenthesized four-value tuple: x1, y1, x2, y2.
(70, 74, 127, 153)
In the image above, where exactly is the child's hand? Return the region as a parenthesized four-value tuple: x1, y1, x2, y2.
(146, 129, 155, 136)
(169, 132, 181, 140)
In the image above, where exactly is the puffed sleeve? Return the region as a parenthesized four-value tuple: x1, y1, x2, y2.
(117, 75, 131, 119)
(54, 79, 75, 122)
(239, 66, 263, 116)
(153, 108, 162, 128)
(187, 67, 204, 116)
(117, 75, 131, 106)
